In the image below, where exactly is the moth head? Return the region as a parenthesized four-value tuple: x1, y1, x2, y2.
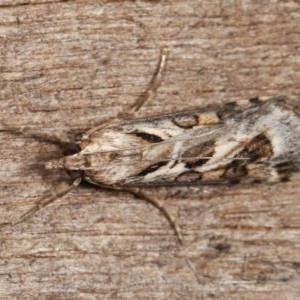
(45, 142, 84, 180)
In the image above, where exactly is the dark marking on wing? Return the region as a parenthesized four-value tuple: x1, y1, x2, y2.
(223, 133, 273, 181)
(239, 133, 273, 162)
(275, 161, 298, 173)
(185, 158, 211, 169)
(274, 161, 298, 181)
(184, 140, 215, 168)
(216, 102, 241, 120)
(172, 114, 198, 128)
(131, 130, 163, 143)
(249, 96, 262, 104)
(176, 171, 202, 182)
(137, 161, 168, 176)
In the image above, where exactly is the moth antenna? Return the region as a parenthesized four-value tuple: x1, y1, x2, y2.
(82, 48, 169, 141)
(1, 178, 82, 228)
(131, 48, 168, 112)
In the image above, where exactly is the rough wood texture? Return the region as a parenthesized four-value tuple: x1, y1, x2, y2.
(1, 1, 300, 299)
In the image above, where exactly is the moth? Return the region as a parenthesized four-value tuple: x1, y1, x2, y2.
(4, 96, 300, 243)
(48, 96, 300, 188)
(2, 50, 300, 243)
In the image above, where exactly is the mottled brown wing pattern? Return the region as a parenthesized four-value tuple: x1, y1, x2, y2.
(64, 97, 300, 187)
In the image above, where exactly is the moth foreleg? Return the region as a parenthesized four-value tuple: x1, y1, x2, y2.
(1, 178, 81, 228)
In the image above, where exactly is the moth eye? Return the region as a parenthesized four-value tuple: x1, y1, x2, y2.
(66, 170, 83, 180)
(62, 143, 81, 156)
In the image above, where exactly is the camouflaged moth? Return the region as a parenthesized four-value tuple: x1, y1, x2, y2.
(46, 96, 300, 187)
(2, 49, 300, 243)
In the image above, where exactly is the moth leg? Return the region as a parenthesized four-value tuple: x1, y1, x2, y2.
(130, 47, 168, 112)
(123, 187, 183, 244)
(0, 178, 82, 228)
(0, 124, 71, 144)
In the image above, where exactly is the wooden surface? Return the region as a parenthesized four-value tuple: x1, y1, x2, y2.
(1, 1, 300, 299)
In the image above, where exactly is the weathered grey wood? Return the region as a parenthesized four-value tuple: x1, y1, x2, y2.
(0, 1, 300, 299)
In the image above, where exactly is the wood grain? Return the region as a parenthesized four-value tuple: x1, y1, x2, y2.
(0, 1, 300, 299)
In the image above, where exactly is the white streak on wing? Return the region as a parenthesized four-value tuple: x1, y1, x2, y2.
(195, 140, 242, 172)
(135, 126, 184, 139)
(144, 161, 187, 181)
(82, 131, 142, 153)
